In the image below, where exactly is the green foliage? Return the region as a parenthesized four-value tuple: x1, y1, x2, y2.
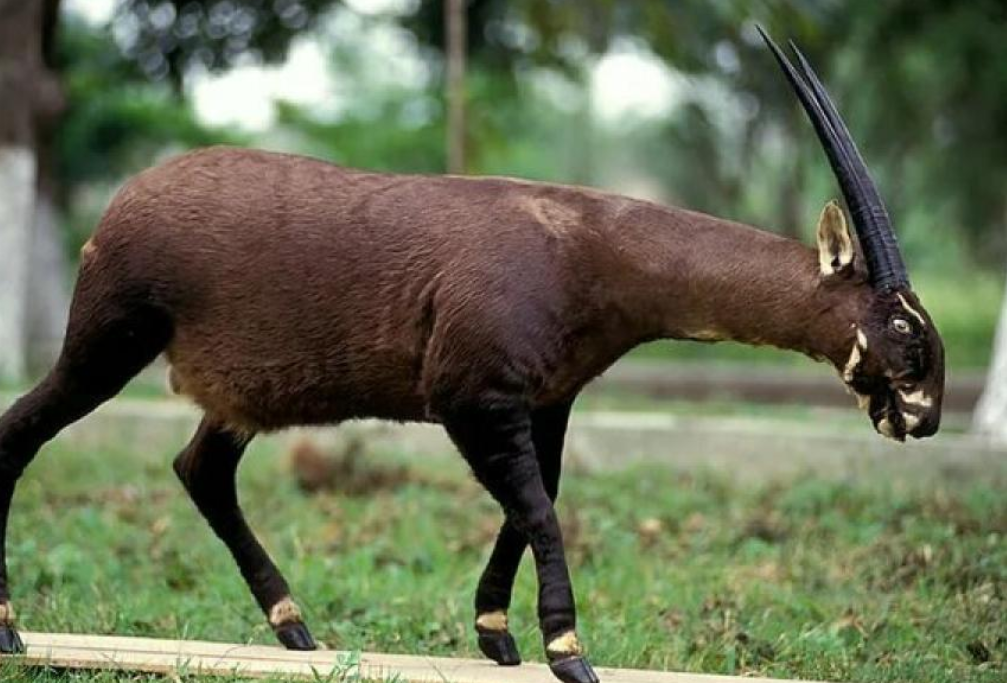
(274, 83, 446, 173)
(850, 0, 1007, 262)
(53, 16, 247, 251)
(394, 0, 1007, 264)
(116, 0, 342, 91)
(1, 440, 1004, 682)
(56, 16, 247, 178)
(46, 1, 1003, 372)
(67, 1, 1007, 266)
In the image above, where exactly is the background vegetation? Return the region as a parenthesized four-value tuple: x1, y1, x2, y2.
(39, 0, 1005, 372)
(0, 4, 1004, 682)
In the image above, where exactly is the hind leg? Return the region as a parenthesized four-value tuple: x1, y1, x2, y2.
(173, 418, 316, 650)
(0, 308, 172, 652)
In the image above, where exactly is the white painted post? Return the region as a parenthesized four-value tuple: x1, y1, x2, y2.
(973, 272, 1007, 442)
(0, 145, 36, 384)
(27, 190, 70, 367)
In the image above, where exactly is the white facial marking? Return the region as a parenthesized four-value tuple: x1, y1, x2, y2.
(268, 597, 303, 627)
(166, 367, 181, 395)
(854, 392, 871, 411)
(897, 294, 927, 327)
(547, 630, 584, 657)
(899, 389, 933, 408)
(903, 413, 921, 431)
(476, 610, 509, 632)
(877, 417, 897, 440)
(842, 329, 867, 383)
(842, 344, 861, 382)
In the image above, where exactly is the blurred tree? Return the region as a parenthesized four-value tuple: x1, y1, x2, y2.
(391, 0, 842, 236)
(853, 0, 1007, 430)
(0, 0, 68, 382)
(445, 0, 466, 173)
(116, 0, 341, 95)
(1, 2, 252, 383)
(55, 14, 245, 250)
(851, 0, 1007, 262)
(391, 0, 1007, 254)
(9, 0, 1003, 381)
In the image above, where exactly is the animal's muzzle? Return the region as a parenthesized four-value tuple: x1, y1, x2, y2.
(907, 411, 940, 439)
(870, 389, 940, 441)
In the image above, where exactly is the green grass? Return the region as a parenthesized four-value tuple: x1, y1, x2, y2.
(1, 438, 1004, 682)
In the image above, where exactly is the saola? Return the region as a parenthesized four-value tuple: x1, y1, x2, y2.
(0, 30, 944, 683)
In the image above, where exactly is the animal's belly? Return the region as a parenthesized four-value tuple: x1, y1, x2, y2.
(165, 340, 430, 431)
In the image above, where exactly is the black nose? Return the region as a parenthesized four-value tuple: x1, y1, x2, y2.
(910, 413, 940, 439)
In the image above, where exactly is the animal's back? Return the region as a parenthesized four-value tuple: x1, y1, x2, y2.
(81, 147, 612, 430)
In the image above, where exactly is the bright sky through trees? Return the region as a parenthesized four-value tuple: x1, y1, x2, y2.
(64, 0, 679, 131)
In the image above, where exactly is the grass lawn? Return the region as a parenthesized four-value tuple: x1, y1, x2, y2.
(0, 436, 1003, 682)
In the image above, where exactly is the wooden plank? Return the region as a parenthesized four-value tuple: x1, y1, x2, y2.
(15, 632, 826, 683)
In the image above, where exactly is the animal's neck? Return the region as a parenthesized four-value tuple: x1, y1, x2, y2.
(602, 202, 861, 368)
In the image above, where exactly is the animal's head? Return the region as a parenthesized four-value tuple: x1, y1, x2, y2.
(761, 28, 945, 441)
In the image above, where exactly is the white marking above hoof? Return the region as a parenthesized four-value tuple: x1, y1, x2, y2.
(546, 630, 584, 657)
(269, 597, 303, 627)
(475, 610, 509, 632)
(877, 417, 901, 441)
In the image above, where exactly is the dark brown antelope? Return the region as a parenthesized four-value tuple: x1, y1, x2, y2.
(0, 30, 943, 683)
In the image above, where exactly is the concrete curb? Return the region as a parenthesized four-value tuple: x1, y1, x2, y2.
(591, 361, 985, 414)
(5, 395, 1003, 482)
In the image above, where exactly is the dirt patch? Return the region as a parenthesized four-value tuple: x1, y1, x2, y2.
(286, 438, 418, 496)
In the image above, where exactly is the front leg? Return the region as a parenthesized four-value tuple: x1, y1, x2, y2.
(442, 401, 598, 683)
(474, 401, 572, 666)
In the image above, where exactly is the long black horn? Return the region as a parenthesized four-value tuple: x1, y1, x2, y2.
(757, 26, 909, 291)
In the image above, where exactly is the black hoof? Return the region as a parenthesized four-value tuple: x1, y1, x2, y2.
(0, 625, 24, 654)
(477, 630, 521, 666)
(275, 621, 317, 651)
(549, 656, 600, 683)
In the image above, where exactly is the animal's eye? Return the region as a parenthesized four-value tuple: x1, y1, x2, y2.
(891, 317, 912, 335)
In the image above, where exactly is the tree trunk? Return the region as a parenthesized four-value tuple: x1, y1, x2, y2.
(0, 0, 66, 383)
(973, 273, 1007, 442)
(778, 107, 805, 240)
(32, 0, 70, 370)
(445, 0, 467, 174)
(0, 146, 34, 383)
(27, 184, 70, 368)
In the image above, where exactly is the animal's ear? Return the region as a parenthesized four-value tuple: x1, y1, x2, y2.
(816, 200, 860, 279)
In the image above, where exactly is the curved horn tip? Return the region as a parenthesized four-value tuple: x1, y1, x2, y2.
(760, 28, 911, 290)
